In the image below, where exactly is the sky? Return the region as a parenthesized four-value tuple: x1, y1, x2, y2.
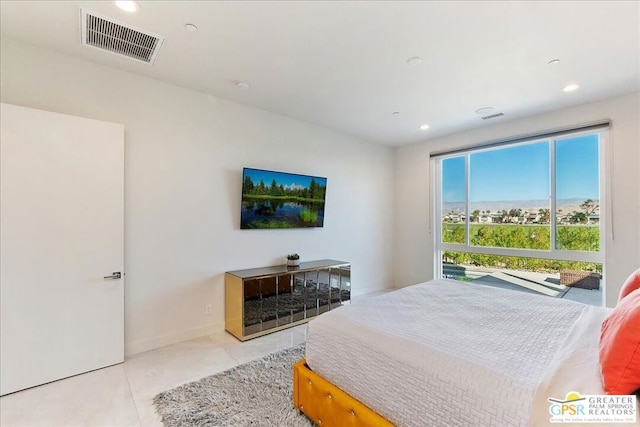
(243, 168, 327, 190)
(442, 134, 599, 203)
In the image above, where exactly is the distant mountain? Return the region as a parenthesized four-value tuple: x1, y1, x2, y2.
(283, 183, 306, 191)
(443, 198, 598, 214)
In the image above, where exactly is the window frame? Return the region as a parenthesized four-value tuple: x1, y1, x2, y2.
(433, 129, 607, 278)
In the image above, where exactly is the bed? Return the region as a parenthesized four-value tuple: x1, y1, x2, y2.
(293, 279, 639, 426)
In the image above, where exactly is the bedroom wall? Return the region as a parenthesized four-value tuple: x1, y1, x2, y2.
(0, 38, 395, 355)
(393, 92, 640, 307)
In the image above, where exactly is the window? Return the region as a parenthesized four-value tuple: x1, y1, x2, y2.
(434, 128, 605, 306)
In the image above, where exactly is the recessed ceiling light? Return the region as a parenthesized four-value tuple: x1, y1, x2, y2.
(475, 107, 496, 116)
(185, 24, 198, 32)
(563, 83, 580, 92)
(548, 59, 560, 65)
(115, 1, 140, 13)
(419, 124, 430, 130)
(406, 56, 423, 66)
(236, 81, 250, 90)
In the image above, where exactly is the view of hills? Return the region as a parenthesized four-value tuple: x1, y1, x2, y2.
(442, 198, 599, 214)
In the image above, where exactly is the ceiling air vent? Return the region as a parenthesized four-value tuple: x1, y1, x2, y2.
(481, 112, 505, 120)
(80, 9, 164, 65)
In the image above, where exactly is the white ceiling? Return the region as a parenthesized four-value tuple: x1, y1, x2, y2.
(1, 1, 638, 146)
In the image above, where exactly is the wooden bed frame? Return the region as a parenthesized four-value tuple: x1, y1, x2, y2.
(293, 359, 393, 426)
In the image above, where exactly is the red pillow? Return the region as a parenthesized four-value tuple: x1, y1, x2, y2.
(619, 268, 640, 302)
(600, 288, 640, 395)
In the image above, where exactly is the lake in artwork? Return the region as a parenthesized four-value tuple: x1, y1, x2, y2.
(240, 168, 327, 229)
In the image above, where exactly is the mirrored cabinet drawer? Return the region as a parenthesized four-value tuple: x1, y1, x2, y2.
(225, 260, 350, 341)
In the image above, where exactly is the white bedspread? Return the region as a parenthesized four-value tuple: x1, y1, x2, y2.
(305, 279, 624, 427)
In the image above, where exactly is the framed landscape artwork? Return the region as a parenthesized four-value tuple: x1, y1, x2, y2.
(240, 168, 327, 229)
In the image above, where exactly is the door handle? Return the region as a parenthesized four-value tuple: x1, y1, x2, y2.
(104, 272, 122, 280)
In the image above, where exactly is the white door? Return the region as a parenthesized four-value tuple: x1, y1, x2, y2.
(0, 103, 124, 396)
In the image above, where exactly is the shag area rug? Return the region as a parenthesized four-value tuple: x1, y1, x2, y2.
(154, 344, 313, 427)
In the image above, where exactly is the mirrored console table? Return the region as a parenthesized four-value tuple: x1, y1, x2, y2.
(225, 259, 350, 341)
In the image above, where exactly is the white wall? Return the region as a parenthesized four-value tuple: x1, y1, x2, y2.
(0, 38, 395, 355)
(394, 92, 640, 307)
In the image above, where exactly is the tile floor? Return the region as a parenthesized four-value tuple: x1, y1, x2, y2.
(0, 291, 389, 427)
(0, 324, 308, 427)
